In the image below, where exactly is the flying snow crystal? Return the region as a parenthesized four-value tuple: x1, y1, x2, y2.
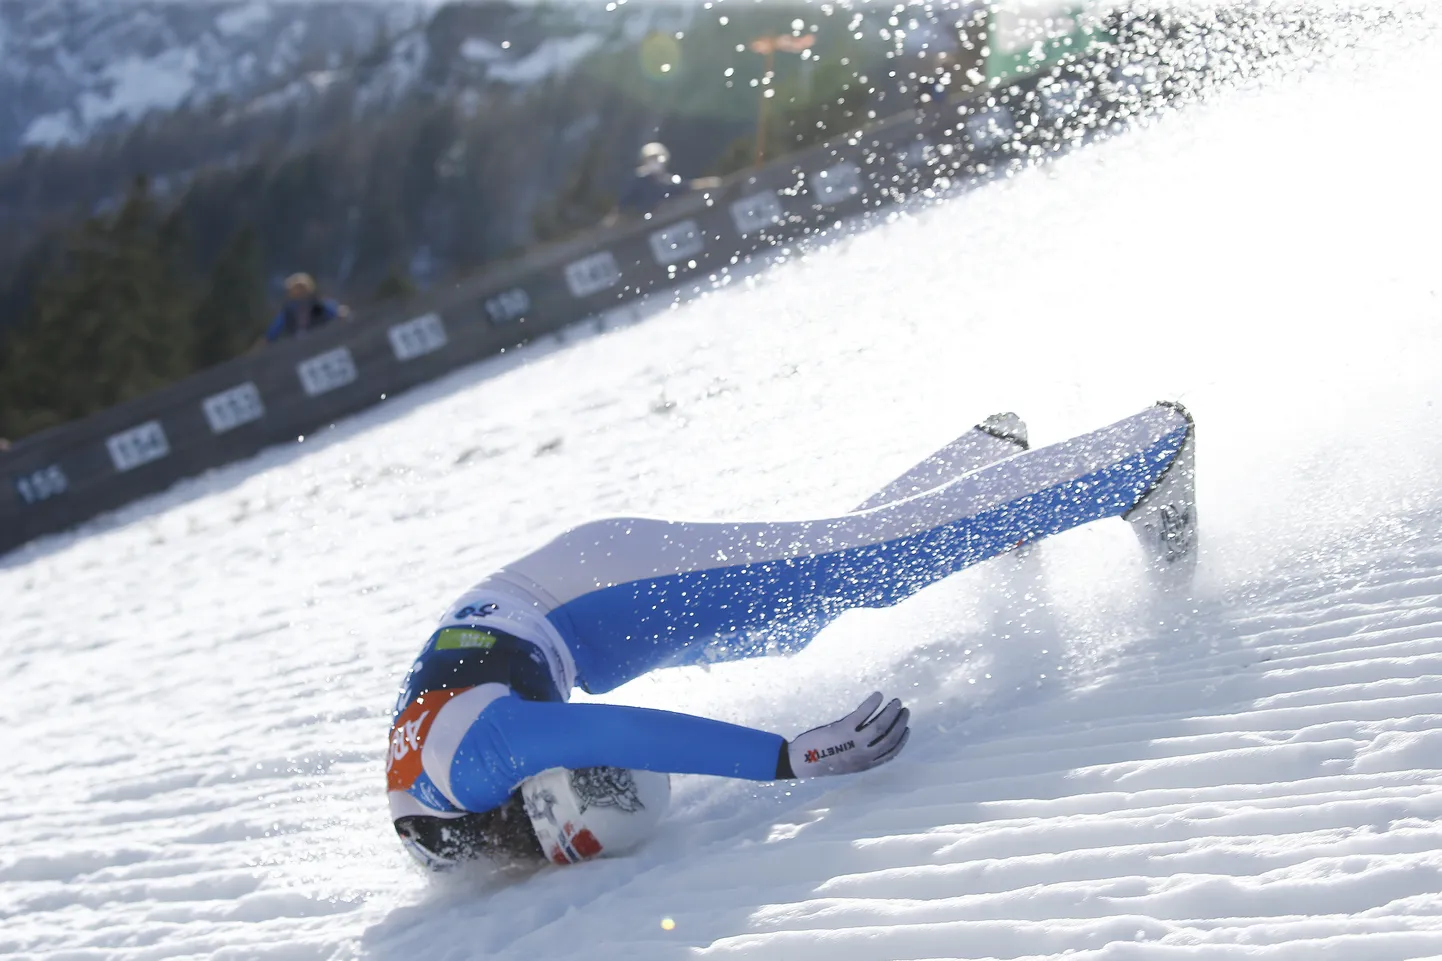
(1, 5, 1440, 961)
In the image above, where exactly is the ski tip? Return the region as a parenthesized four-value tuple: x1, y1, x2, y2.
(1154, 400, 1194, 429)
(977, 412, 1028, 450)
(1127, 400, 1199, 575)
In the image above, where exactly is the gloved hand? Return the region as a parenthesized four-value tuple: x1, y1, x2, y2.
(785, 692, 910, 778)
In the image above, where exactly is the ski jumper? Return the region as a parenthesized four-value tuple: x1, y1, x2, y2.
(386, 403, 1196, 861)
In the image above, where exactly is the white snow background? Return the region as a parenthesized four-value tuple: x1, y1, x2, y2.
(3, 6, 1442, 960)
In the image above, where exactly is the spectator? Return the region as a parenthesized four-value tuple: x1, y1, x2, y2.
(259, 273, 350, 345)
(906, 23, 962, 106)
(914, 51, 955, 105)
(612, 143, 721, 221)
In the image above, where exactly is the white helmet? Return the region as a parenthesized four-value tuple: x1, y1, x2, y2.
(639, 141, 670, 164)
(519, 766, 670, 865)
(637, 141, 671, 175)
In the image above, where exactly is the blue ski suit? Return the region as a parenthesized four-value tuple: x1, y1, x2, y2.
(386, 404, 1195, 861)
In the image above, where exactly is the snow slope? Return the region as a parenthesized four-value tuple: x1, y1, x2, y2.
(2, 7, 1441, 960)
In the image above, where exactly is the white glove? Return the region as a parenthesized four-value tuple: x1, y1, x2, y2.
(785, 692, 910, 778)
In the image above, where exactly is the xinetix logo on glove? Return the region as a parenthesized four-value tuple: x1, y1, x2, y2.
(804, 740, 855, 764)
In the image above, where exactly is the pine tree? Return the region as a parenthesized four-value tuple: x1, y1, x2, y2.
(532, 135, 619, 244)
(371, 267, 417, 303)
(192, 223, 268, 368)
(0, 176, 195, 435)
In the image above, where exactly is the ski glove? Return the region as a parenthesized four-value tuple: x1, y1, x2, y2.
(783, 692, 910, 778)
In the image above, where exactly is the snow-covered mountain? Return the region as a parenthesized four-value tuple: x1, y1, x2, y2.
(0, 0, 693, 289)
(0, 0, 674, 160)
(0, 2, 404, 153)
(2, 6, 1440, 961)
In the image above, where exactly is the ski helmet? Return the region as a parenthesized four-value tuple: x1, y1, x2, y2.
(519, 766, 670, 866)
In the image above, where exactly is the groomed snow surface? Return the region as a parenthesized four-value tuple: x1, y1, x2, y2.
(3, 8, 1441, 960)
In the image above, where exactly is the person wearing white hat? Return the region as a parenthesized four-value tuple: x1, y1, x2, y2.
(613, 142, 722, 221)
(259, 272, 350, 345)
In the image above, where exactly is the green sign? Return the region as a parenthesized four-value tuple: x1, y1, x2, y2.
(435, 628, 498, 651)
(985, 1, 1110, 84)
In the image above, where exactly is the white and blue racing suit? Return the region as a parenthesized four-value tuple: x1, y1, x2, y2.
(385, 403, 1195, 864)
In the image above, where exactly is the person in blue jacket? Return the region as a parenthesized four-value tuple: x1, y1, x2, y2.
(612, 142, 722, 221)
(386, 403, 1197, 869)
(261, 273, 350, 344)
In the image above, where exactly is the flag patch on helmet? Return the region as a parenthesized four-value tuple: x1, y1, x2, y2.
(549, 822, 604, 865)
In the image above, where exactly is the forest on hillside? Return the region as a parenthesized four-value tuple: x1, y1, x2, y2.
(0, 2, 985, 441)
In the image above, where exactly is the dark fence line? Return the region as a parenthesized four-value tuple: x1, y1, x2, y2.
(0, 67, 1117, 556)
